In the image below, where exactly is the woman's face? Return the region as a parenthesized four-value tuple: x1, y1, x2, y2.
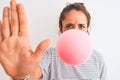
(62, 10, 88, 33)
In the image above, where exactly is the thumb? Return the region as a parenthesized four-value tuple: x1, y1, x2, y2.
(34, 39, 51, 60)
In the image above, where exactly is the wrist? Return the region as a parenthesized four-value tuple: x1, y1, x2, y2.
(10, 73, 30, 80)
(10, 65, 41, 80)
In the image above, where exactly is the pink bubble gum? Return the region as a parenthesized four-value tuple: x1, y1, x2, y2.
(56, 29, 92, 66)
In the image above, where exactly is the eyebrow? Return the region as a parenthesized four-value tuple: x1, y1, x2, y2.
(66, 23, 73, 25)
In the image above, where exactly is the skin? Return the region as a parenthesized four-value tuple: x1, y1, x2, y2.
(0, 0, 50, 80)
(62, 10, 88, 33)
(0, 0, 88, 80)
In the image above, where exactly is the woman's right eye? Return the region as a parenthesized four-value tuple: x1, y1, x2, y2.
(65, 24, 73, 29)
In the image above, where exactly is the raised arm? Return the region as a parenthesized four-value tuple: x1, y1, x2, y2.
(0, 0, 50, 80)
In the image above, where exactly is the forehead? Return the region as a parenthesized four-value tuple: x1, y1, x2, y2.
(62, 10, 87, 24)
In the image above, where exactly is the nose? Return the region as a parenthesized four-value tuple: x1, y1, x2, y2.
(73, 24, 79, 30)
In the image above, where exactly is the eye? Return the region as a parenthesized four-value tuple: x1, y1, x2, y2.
(65, 24, 73, 29)
(79, 24, 86, 29)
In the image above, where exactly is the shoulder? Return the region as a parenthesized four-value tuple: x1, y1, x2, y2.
(91, 50, 107, 77)
(91, 50, 104, 61)
(89, 50, 105, 67)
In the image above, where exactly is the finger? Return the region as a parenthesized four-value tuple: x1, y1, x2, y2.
(17, 3, 29, 37)
(10, 0, 19, 36)
(0, 21, 2, 42)
(34, 39, 51, 60)
(2, 7, 10, 40)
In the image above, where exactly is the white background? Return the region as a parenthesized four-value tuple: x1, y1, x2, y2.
(0, 0, 120, 80)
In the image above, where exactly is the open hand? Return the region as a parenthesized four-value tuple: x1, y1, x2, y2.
(0, 0, 50, 79)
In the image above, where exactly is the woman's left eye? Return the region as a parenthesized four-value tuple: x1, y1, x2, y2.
(79, 24, 86, 29)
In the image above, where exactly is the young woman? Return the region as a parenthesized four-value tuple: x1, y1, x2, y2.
(0, 0, 106, 80)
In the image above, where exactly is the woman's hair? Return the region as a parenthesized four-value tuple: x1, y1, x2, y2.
(59, 2, 91, 33)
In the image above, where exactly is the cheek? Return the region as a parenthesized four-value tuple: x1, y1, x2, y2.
(61, 27, 67, 32)
(81, 28, 88, 33)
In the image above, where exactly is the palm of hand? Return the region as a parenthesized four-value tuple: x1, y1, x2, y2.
(0, 0, 51, 78)
(0, 36, 37, 77)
